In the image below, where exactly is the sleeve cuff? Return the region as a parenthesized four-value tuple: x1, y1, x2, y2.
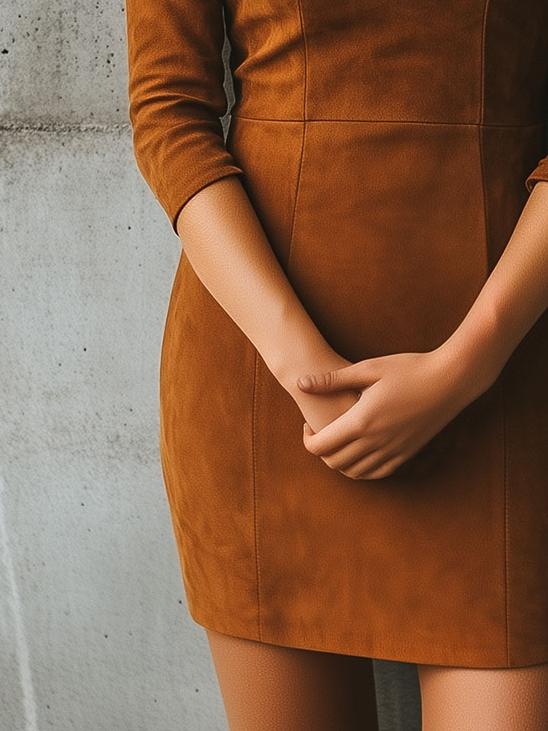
(168, 165, 245, 236)
(525, 155, 548, 193)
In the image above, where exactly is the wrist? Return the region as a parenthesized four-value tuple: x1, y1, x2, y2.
(269, 339, 344, 396)
(259, 295, 341, 391)
(435, 303, 506, 401)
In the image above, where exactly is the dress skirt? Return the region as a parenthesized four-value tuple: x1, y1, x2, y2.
(126, 0, 548, 667)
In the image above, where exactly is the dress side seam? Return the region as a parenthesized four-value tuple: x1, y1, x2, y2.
(251, 349, 262, 640)
(502, 368, 510, 665)
(479, 0, 510, 667)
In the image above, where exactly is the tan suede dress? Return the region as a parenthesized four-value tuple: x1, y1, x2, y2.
(126, 0, 548, 668)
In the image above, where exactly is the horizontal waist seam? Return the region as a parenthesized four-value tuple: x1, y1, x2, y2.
(231, 114, 545, 129)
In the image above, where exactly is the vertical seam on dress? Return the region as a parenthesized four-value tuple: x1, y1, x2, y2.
(287, 0, 308, 270)
(251, 349, 262, 640)
(478, 0, 490, 271)
(479, 0, 510, 666)
(502, 368, 510, 665)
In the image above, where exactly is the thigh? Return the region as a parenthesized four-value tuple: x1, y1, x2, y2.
(205, 628, 379, 731)
(417, 662, 548, 731)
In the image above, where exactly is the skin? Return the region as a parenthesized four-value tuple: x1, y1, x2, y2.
(205, 628, 379, 730)
(175, 174, 366, 432)
(176, 176, 548, 729)
(417, 662, 548, 731)
(298, 181, 548, 481)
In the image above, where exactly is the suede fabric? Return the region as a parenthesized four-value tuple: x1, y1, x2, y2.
(126, 0, 548, 668)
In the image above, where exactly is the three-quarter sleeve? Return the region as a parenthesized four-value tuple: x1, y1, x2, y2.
(125, 0, 245, 234)
(525, 154, 548, 193)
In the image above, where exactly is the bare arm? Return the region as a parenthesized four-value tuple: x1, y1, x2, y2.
(295, 160, 548, 479)
(174, 174, 339, 393)
(439, 179, 548, 394)
(174, 174, 362, 433)
(125, 0, 359, 429)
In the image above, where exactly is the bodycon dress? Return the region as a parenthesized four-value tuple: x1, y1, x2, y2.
(125, 0, 548, 668)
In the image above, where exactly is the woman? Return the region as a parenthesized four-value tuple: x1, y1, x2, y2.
(125, 1, 548, 728)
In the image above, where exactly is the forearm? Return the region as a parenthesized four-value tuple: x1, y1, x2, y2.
(439, 181, 548, 395)
(175, 174, 337, 390)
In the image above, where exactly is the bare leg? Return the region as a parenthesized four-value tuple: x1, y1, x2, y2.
(206, 628, 379, 730)
(417, 662, 548, 730)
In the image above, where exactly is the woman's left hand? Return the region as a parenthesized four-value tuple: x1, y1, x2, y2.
(297, 347, 489, 480)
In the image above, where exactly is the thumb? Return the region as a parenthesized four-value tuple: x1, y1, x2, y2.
(296, 359, 380, 393)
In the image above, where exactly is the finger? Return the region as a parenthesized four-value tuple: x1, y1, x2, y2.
(359, 452, 404, 480)
(343, 449, 403, 481)
(320, 436, 378, 471)
(297, 358, 382, 393)
(303, 399, 367, 456)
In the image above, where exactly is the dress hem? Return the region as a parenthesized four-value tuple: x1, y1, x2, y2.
(187, 604, 548, 670)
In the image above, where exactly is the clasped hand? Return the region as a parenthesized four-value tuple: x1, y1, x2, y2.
(294, 347, 484, 481)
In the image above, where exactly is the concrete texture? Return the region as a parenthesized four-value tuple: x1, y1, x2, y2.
(1, 2, 421, 729)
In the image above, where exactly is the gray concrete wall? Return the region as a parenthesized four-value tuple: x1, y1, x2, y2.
(1, 2, 420, 729)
